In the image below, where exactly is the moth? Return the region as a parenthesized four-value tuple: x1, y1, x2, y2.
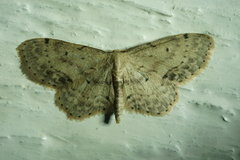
(16, 33, 214, 124)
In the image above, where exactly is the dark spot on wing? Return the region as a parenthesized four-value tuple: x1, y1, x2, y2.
(150, 44, 156, 47)
(184, 34, 188, 39)
(59, 77, 66, 84)
(45, 38, 49, 44)
(67, 78, 72, 82)
(77, 46, 86, 51)
(46, 70, 53, 75)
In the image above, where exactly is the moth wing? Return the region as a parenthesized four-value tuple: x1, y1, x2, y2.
(16, 38, 110, 88)
(123, 65, 179, 116)
(55, 66, 115, 122)
(125, 33, 214, 85)
(17, 38, 115, 122)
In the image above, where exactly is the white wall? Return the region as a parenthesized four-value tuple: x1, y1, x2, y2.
(0, 0, 239, 160)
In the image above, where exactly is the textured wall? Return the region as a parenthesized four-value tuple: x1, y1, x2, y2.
(0, 0, 239, 160)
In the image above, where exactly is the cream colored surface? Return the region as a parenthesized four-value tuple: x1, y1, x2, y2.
(0, 0, 239, 160)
